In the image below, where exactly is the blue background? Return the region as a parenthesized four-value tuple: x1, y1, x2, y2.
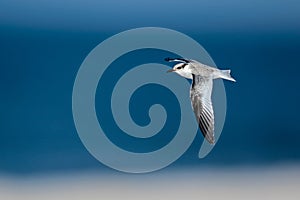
(0, 0, 300, 175)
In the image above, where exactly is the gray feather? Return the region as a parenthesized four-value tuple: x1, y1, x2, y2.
(190, 74, 215, 144)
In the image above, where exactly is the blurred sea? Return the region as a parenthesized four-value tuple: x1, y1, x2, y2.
(1, 27, 299, 175)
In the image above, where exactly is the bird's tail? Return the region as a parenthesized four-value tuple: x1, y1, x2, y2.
(219, 70, 236, 82)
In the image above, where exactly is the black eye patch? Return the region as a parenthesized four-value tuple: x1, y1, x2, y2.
(176, 63, 187, 70)
(181, 64, 188, 68)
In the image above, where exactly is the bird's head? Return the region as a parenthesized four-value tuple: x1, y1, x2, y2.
(167, 63, 192, 79)
(167, 63, 187, 72)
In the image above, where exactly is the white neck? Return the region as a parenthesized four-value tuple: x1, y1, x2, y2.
(175, 68, 193, 79)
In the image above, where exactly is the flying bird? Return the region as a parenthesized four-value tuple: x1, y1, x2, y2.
(166, 58, 235, 144)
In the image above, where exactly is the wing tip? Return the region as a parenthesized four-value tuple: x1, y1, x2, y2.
(206, 136, 215, 145)
(164, 57, 189, 63)
(165, 57, 171, 62)
(198, 119, 215, 145)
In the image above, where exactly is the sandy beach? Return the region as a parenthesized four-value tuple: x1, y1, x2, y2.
(1, 165, 299, 200)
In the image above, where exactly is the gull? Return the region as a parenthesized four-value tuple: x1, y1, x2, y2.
(166, 58, 235, 144)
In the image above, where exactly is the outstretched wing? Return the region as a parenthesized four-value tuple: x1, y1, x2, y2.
(165, 57, 190, 63)
(190, 74, 215, 144)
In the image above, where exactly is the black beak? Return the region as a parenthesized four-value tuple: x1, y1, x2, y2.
(167, 69, 175, 73)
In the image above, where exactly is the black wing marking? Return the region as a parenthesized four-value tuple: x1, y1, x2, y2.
(165, 57, 190, 63)
(190, 74, 215, 144)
